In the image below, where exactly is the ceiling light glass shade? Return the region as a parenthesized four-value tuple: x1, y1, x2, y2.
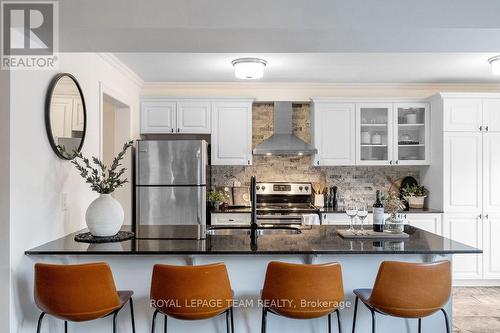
(231, 58, 267, 79)
(489, 55, 500, 75)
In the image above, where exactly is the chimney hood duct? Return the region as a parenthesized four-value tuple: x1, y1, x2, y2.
(253, 102, 318, 156)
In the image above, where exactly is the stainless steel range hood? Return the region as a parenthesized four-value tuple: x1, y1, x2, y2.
(253, 102, 318, 156)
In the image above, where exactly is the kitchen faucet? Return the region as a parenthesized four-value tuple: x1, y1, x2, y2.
(250, 176, 258, 245)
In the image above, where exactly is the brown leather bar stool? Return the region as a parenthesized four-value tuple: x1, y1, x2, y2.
(352, 261, 451, 333)
(34, 262, 135, 333)
(261, 261, 344, 333)
(150, 263, 234, 333)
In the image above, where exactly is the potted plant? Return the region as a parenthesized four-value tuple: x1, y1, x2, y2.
(207, 190, 228, 211)
(68, 141, 134, 237)
(382, 191, 407, 233)
(402, 184, 429, 209)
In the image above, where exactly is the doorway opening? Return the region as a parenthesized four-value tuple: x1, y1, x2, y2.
(102, 93, 133, 225)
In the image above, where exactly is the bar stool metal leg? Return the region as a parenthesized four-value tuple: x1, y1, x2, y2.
(64, 320, 68, 333)
(36, 312, 46, 333)
(129, 298, 136, 333)
(230, 307, 235, 333)
(351, 296, 359, 333)
(328, 313, 332, 333)
(418, 318, 422, 333)
(151, 309, 159, 333)
(226, 309, 230, 333)
(164, 314, 167, 333)
(370, 308, 376, 333)
(112, 311, 118, 333)
(441, 308, 451, 333)
(335, 309, 342, 333)
(261, 307, 267, 333)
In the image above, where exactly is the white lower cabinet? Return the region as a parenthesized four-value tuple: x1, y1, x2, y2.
(444, 213, 483, 280)
(322, 213, 350, 225)
(407, 213, 442, 235)
(211, 213, 251, 225)
(482, 213, 500, 279)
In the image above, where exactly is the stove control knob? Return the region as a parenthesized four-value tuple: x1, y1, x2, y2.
(261, 186, 266, 191)
(256, 185, 260, 191)
(299, 186, 303, 191)
(304, 186, 309, 191)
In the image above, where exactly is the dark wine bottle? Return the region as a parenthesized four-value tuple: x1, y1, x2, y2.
(373, 190, 385, 232)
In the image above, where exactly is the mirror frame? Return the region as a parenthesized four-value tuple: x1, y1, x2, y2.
(45, 73, 87, 160)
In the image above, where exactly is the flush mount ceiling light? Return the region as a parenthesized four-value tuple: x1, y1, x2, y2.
(231, 57, 267, 79)
(488, 55, 500, 75)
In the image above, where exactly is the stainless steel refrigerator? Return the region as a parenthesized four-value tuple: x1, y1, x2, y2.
(135, 140, 207, 234)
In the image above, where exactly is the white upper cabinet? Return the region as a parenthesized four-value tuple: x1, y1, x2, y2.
(141, 99, 177, 133)
(393, 103, 430, 165)
(356, 103, 394, 165)
(177, 100, 211, 133)
(312, 102, 355, 166)
(141, 98, 211, 134)
(442, 96, 500, 132)
(443, 98, 483, 132)
(443, 132, 483, 213)
(211, 100, 253, 165)
(483, 99, 500, 132)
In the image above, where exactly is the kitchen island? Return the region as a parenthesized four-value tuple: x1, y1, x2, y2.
(26, 225, 479, 333)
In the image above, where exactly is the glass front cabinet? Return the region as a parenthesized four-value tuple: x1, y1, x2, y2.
(356, 102, 430, 165)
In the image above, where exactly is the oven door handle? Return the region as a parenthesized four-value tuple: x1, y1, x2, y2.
(257, 215, 303, 220)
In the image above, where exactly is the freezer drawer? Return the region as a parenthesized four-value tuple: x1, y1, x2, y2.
(136, 186, 206, 226)
(136, 140, 207, 185)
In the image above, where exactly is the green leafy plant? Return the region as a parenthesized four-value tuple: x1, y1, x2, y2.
(381, 191, 406, 213)
(207, 190, 228, 202)
(402, 184, 429, 197)
(68, 141, 134, 194)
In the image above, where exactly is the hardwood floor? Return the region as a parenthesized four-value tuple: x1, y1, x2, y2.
(453, 287, 500, 333)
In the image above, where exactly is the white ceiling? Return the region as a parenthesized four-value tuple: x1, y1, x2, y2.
(115, 53, 500, 83)
(60, 0, 500, 52)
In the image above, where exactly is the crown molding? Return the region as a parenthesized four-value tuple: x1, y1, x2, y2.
(98, 53, 144, 88)
(142, 81, 500, 90)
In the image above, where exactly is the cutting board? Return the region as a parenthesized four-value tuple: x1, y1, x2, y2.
(337, 229, 409, 239)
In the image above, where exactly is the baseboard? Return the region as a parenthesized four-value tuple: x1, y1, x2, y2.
(453, 279, 500, 287)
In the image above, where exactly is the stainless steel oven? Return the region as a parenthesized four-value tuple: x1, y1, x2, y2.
(255, 182, 321, 226)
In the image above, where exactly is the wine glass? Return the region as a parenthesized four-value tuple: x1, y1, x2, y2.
(345, 204, 358, 233)
(357, 203, 369, 235)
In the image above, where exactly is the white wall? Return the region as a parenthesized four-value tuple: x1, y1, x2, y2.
(1, 66, 11, 333)
(9, 53, 141, 333)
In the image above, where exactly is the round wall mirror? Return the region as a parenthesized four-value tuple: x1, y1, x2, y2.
(45, 73, 87, 160)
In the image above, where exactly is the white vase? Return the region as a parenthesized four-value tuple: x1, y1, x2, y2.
(85, 194, 124, 236)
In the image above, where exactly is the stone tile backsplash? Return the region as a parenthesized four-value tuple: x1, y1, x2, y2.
(210, 103, 420, 205)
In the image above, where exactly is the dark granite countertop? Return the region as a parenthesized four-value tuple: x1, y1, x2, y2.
(211, 207, 443, 214)
(319, 207, 444, 214)
(25, 225, 480, 256)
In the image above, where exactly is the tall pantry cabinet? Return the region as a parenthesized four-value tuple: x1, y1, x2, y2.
(423, 93, 500, 282)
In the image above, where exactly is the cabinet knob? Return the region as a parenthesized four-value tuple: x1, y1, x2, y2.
(485, 214, 489, 219)
(247, 160, 250, 165)
(317, 161, 320, 165)
(177, 128, 180, 132)
(486, 126, 489, 131)
(389, 160, 393, 165)
(480, 126, 484, 131)
(395, 160, 399, 165)
(171, 128, 174, 133)
(479, 214, 483, 219)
